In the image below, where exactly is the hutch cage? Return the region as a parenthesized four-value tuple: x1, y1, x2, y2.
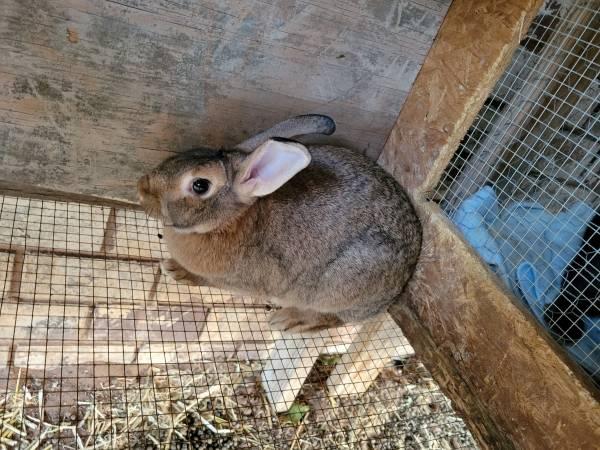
(0, 1, 599, 450)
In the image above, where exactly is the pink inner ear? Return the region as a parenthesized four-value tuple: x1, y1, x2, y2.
(249, 166, 260, 179)
(238, 139, 311, 197)
(242, 152, 268, 182)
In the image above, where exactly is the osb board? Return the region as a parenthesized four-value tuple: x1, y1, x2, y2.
(379, 0, 543, 195)
(391, 204, 600, 449)
(0, 0, 450, 204)
(379, 0, 600, 448)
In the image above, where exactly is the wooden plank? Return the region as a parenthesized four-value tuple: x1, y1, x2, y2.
(327, 313, 414, 397)
(136, 342, 237, 365)
(260, 336, 321, 413)
(378, 0, 544, 196)
(0, 252, 14, 298)
(443, 3, 587, 210)
(137, 340, 278, 363)
(110, 208, 166, 259)
(378, 0, 600, 448)
(258, 320, 383, 412)
(0, 0, 450, 203)
(91, 303, 207, 343)
(201, 307, 367, 348)
(0, 195, 108, 251)
(0, 345, 10, 369)
(201, 307, 276, 342)
(13, 344, 136, 369)
(16, 252, 232, 306)
(0, 303, 91, 341)
(201, 307, 367, 361)
(19, 254, 157, 304)
(388, 205, 600, 449)
(154, 269, 237, 305)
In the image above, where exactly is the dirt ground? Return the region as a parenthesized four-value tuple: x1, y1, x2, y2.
(0, 356, 477, 450)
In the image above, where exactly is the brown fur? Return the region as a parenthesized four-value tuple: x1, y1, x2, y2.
(138, 116, 422, 333)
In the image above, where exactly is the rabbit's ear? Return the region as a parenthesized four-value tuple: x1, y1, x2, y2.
(235, 138, 311, 198)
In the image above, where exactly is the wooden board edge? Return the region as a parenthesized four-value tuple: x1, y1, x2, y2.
(388, 202, 600, 449)
(376, 1, 600, 447)
(387, 301, 513, 450)
(378, 0, 544, 195)
(0, 180, 140, 209)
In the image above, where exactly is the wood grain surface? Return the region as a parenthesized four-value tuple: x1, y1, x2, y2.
(379, 0, 600, 448)
(0, 0, 450, 203)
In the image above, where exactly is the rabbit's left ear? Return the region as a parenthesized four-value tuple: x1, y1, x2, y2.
(234, 138, 311, 198)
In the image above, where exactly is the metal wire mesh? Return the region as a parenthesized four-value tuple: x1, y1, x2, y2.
(0, 192, 475, 449)
(433, 0, 599, 384)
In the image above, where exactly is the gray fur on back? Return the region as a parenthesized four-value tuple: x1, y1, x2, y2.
(223, 145, 421, 322)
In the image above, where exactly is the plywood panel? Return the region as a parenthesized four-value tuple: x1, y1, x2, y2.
(0, 0, 450, 203)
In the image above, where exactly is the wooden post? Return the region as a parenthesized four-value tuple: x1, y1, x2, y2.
(444, 3, 593, 210)
(327, 313, 413, 397)
(260, 335, 321, 413)
(378, 1, 600, 449)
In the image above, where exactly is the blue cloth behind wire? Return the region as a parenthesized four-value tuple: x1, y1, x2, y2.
(452, 186, 598, 377)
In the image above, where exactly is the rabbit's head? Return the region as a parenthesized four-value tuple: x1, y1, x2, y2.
(137, 138, 311, 233)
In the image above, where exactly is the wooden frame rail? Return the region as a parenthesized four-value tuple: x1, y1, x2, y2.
(378, 1, 600, 449)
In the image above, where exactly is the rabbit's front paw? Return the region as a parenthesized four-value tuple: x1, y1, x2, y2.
(269, 308, 307, 333)
(269, 308, 342, 334)
(160, 259, 196, 285)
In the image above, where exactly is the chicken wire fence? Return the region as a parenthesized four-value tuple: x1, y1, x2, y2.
(433, 0, 599, 384)
(0, 192, 476, 449)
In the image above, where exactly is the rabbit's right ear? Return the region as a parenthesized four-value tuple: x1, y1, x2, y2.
(234, 139, 311, 199)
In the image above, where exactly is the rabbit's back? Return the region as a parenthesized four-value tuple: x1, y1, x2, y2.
(265, 145, 420, 260)
(248, 145, 422, 317)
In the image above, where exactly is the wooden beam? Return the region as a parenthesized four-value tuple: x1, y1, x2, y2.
(378, 1, 600, 449)
(327, 313, 414, 397)
(260, 335, 322, 413)
(390, 204, 600, 449)
(379, 0, 544, 196)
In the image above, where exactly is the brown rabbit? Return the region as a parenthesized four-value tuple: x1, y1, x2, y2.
(138, 115, 421, 332)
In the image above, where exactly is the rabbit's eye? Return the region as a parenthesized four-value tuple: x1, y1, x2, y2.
(192, 178, 211, 195)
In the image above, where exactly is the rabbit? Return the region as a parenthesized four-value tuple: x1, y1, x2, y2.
(138, 114, 422, 333)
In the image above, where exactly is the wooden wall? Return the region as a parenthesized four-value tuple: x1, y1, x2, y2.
(0, 0, 450, 203)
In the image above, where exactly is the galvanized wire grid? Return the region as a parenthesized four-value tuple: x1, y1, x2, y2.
(433, 0, 599, 383)
(0, 193, 475, 449)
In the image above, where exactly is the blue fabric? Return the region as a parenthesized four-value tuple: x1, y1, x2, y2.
(452, 186, 597, 372)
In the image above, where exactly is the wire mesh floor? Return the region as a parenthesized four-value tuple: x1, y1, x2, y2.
(0, 193, 475, 449)
(434, 0, 599, 384)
